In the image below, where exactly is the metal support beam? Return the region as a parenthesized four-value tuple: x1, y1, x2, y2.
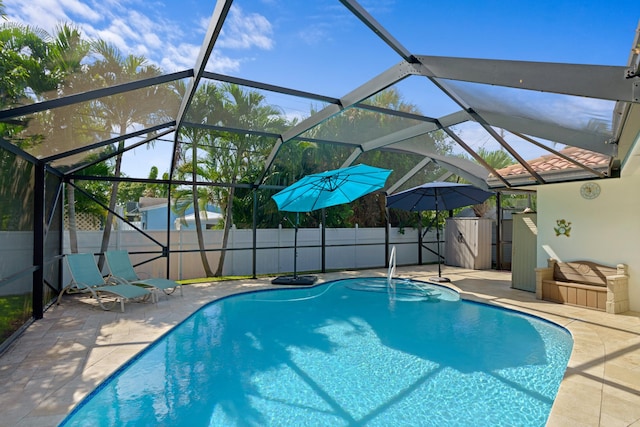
(415, 55, 635, 102)
(172, 0, 233, 174)
(474, 109, 614, 156)
(258, 61, 419, 185)
(0, 70, 192, 122)
(469, 110, 546, 184)
(252, 189, 257, 279)
(341, 148, 364, 168)
(359, 122, 440, 153)
(174, 0, 232, 131)
(203, 71, 339, 104)
(387, 158, 432, 194)
(440, 126, 511, 188)
(496, 192, 502, 269)
(512, 131, 607, 178)
(46, 122, 175, 164)
(340, 0, 416, 63)
(33, 163, 45, 320)
(321, 209, 326, 273)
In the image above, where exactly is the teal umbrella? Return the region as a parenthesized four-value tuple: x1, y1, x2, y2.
(271, 164, 392, 285)
(272, 164, 392, 212)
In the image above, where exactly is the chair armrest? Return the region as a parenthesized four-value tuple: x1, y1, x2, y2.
(604, 264, 629, 314)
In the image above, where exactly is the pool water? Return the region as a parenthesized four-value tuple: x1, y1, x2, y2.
(59, 277, 573, 427)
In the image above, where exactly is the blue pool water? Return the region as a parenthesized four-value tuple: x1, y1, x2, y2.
(59, 277, 573, 427)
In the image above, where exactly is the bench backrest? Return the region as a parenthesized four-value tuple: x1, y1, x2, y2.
(553, 261, 616, 287)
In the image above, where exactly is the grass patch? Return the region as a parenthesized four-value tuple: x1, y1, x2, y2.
(178, 275, 255, 285)
(0, 294, 31, 341)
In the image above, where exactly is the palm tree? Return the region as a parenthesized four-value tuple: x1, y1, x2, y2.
(175, 82, 227, 277)
(88, 40, 167, 266)
(209, 83, 286, 276)
(47, 24, 91, 253)
(177, 83, 286, 276)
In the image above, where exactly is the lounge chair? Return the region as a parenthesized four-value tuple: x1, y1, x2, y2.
(59, 253, 154, 312)
(104, 250, 183, 297)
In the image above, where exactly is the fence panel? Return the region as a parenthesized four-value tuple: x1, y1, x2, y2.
(62, 226, 444, 280)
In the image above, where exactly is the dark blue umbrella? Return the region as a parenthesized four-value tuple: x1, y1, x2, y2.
(386, 182, 494, 281)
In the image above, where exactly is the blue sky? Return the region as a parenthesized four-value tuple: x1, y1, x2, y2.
(8, 0, 637, 93)
(5, 0, 639, 177)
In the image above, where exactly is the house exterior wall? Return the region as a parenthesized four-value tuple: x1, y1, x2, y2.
(143, 206, 177, 230)
(140, 204, 219, 230)
(537, 174, 640, 311)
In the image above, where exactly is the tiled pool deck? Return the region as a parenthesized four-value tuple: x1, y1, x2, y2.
(1, 265, 639, 426)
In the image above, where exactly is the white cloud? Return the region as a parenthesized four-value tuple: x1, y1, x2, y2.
(297, 24, 331, 46)
(60, 0, 102, 21)
(206, 51, 242, 74)
(5, 0, 274, 75)
(160, 42, 202, 72)
(218, 5, 274, 50)
(6, 0, 72, 32)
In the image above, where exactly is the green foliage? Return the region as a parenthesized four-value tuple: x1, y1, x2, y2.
(0, 294, 31, 342)
(176, 82, 288, 228)
(475, 147, 515, 170)
(72, 156, 115, 220)
(0, 147, 34, 231)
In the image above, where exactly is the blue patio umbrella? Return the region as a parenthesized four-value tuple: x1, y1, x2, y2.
(271, 164, 392, 285)
(272, 164, 392, 212)
(386, 182, 494, 282)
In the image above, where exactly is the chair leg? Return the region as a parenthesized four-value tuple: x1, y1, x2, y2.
(56, 287, 68, 306)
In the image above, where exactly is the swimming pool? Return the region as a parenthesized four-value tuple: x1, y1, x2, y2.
(59, 277, 573, 426)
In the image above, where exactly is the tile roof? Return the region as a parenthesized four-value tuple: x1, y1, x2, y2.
(492, 146, 610, 178)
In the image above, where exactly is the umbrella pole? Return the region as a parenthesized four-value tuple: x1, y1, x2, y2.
(271, 212, 317, 285)
(430, 192, 450, 283)
(294, 212, 299, 278)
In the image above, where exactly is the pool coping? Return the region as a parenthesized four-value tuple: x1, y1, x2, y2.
(1, 265, 639, 426)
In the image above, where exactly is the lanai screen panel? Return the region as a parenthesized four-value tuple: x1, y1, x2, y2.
(0, 147, 34, 341)
(261, 140, 356, 188)
(6, 81, 182, 170)
(297, 106, 430, 148)
(358, 76, 462, 119)
(114, 136, 178, 180)
(439, 79, 617, 156)
(205, 1, 402, 98)
(357, 149, 439, 192)
(190, 77, 333, 135)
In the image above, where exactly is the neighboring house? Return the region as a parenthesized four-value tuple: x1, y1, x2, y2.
(137, 197, 221, 230)
(174, 210, 222, 230)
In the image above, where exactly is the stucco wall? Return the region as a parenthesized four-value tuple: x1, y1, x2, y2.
(536, 174, 640, 311)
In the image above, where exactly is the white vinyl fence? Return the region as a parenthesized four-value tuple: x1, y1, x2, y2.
(59, 225, 441, 282)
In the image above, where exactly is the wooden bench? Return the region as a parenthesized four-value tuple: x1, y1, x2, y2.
(535, 259, 629, 314)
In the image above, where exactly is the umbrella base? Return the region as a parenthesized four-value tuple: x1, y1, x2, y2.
(271, 275, 318, 286)
(429, 276, 451, 283)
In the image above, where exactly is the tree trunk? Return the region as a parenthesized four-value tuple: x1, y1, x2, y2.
(97, 129, 125, 270)
(214, 182, 235, 277)
(192, 142, 213, 277)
